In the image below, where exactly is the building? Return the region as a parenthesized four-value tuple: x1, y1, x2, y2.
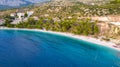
(32, 16, 39, 20)
(44, 14, 49, 17)
(91, 16, 109, 22)
(10, 10, 34, 24)
(68, 16, 72, 19)
(17, 13, 25, 20)
(10, 13, 16, 17)
(53, 17, 61, 22)
(15, 9, 25, 19)
(27, 11, 34, 17)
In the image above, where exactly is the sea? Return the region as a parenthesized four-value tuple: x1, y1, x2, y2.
(0, 30, 120, 67)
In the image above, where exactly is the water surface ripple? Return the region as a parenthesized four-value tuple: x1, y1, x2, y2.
(0, 30, 120, 67)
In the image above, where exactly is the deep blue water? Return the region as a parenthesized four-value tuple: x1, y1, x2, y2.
(0, 30, 120, 67)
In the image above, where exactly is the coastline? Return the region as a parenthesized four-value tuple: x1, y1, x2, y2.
(0, 27, 120, 51)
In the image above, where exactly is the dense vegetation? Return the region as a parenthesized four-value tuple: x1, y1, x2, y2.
(110, 0, 120, 4)
(12, 18, 99, 36)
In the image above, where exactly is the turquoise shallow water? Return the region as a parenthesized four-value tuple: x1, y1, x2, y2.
(0, 30, 120, 67)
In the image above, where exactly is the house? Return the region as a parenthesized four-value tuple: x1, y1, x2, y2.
(68, 16, 72, 19)
(53, 17, 61, 22)
(12, 10, 34, 20)
(10, 10, 34, 24)
(11, 19, 22, 24)
(0, 19, 5, 25)
(17, 13, 25, 20)
(91, 16, 110, 22)
(44, 14, 49, 17)
(10, 13, 16, 17)
(32, 16, 39, 20)
(27, 11, 34, 17)
(15, 10, 25, 20)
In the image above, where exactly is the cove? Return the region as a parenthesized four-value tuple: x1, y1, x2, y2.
(0, 29, 120, 67)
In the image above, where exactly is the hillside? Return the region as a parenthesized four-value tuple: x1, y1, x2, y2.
(0, 0, 120, 18)
(0, 0, 50, 10)
(0, 0, 112, 10)
(51, 0, 111, 5)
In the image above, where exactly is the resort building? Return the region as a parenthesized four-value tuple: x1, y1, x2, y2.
(10, 10, 34, 24)
(17, 13, 25, 20)
(27, 11, 34, 17)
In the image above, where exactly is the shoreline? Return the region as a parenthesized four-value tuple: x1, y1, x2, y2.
(0, 27, 120, 51)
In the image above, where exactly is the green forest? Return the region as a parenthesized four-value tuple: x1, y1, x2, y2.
(8, 18, 99, 36)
